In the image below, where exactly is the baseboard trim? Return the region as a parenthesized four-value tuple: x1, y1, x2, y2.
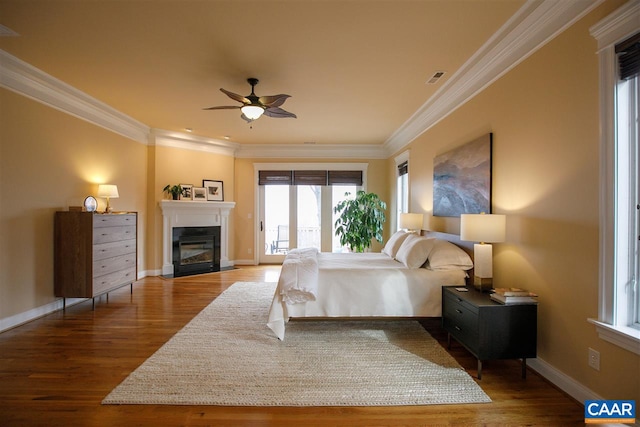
(528, 358, 602, 404)
(1, 270, 153, 334)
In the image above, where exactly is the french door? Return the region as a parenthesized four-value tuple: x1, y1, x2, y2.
(258, 184, 357, 264)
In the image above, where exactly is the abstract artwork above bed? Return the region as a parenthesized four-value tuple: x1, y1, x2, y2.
(433, 133, 492, 217)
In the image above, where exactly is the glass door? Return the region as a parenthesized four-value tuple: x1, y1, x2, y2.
(259, 185, 291, 264)
(258, 182, 359, 263)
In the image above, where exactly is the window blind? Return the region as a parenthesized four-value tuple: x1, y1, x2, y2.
(616, 32, 640, 80)
(258, 170, 293, 185)
(327, 170, 363, 186)
(293, 170, 327, 186)
(259, 170, 362, 186)
(398, 161, 408, 176)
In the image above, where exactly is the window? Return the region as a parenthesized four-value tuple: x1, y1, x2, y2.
(589, 2, 640, 355)
(396, 151, 410, 230)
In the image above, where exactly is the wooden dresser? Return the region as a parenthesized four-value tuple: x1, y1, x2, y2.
(54, 211, 137, 309)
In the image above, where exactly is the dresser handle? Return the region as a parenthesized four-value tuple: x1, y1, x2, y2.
(454, 326, 461, 331)
(456, 309, 462, 314)
(456, 297, 463, 302)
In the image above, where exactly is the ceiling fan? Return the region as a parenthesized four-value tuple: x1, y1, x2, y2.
(204, 78, 297, 123)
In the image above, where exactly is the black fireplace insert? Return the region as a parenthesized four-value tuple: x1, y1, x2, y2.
(172, 226, 220, 277)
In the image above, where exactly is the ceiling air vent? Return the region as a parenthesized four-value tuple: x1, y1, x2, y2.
(426, 71, 446, 84)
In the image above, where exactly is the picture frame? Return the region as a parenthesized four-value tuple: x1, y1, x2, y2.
(203, 179, 224, 201)
(193, 187, 207, 201)
(433, 133, 492, 217)
(180, 184, 193, 200)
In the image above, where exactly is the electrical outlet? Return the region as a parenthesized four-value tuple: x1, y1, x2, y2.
(588, 347, 600, 371)
(247, 248, 252, 254)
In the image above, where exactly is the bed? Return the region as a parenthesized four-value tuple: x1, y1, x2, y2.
(267, 231, 474, 340)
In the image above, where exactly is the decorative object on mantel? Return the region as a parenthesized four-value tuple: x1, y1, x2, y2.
(163, 184, 183, 200)
(460, 212, 506, 292)
(97, 184, 119, 213)
(203, 179, 224, 201)
(399, 213, 424, 233)
(433, 133, 492, 217)
(193, 187, 207, 200)
(180, 184, 193, 200)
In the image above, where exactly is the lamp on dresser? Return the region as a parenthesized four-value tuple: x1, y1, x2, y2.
(460, 213, 506, 291)
(97, 184, 119, 213)
(399, 213, 424, 234)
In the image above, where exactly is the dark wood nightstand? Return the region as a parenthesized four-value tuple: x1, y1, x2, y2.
(442, 286, 537, 379)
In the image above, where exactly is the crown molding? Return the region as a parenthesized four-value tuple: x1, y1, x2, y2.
(151, 129, 239, 157)
(236, 143, 387, 159)
(0, 49, 150, 143)
(383, 0, 605, 156)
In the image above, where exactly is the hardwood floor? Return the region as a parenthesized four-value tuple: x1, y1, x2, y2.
(0, 266, 584, 426)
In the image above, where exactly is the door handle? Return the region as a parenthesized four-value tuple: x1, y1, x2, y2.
(260, 221, 263, 232)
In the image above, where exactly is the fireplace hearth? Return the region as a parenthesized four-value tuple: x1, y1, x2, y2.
(172, 226, 220, 277)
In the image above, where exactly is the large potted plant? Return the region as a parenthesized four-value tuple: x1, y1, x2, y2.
(333, 190, 387, 253)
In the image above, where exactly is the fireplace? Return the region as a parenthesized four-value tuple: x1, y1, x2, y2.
(159, 200, 235, 276)
(172, 226, 220, 277)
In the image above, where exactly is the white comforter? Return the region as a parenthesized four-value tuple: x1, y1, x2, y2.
(267, 251, 467, 340)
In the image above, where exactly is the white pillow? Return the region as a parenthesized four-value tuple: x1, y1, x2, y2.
(382, 230, 410, 258)
(395, 234, 436, 269)
(426, 239, 473, 271)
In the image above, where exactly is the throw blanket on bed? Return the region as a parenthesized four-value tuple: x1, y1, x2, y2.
(278, 247, 319, 304)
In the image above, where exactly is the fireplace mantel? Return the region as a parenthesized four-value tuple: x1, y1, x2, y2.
(159, 200, 235, 275)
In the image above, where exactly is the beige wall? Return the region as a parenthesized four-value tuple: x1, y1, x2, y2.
(0, 88, 147, 319)
(390, 0, 638, 401)
(233, 158, 390, 261)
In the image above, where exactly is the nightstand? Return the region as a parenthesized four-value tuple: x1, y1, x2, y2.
(442, 286, 537, 379)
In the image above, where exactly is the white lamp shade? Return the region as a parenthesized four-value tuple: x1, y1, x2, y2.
(97, 184, 119, 199)
(460, 213, 505, 243)
(241, 105, 265, 120)
(399, 213, 423, 231)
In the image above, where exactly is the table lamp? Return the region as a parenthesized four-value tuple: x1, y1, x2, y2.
(399, 213, 424, 233)
(460, 213, 506, 291)
(97, 184, 119, 213)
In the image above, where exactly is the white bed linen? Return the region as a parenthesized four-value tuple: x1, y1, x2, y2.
(267, 252, 467, 340)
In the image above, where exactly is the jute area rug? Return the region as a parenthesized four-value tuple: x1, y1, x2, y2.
(103, 282, 491, 406)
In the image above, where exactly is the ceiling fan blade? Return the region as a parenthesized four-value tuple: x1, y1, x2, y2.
(203, 105, 241, 110)
(220, 88, 249, 104)
(259, 94, 290, 108)
(263, 107, 297, 119)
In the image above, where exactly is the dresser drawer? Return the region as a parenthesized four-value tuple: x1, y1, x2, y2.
(93, 214, 136, 228)
(93, 225, 136, 244)
(93, 253, 136, 277)
(93, 239, 136, 261)
(93, 267, 136, 295)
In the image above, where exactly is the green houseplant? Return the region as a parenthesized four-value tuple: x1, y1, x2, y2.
(333, 190, 387, 253)
(163, 184, 183, 200)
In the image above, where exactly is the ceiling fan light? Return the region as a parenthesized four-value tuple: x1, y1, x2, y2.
(241, 105, 265, 120)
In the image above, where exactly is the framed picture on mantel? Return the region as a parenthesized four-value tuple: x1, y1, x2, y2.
(203, 179, 224, 201)
(193, 187, 206, 200)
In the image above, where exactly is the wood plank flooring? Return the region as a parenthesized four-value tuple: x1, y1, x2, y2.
(0, 266, 584, 426)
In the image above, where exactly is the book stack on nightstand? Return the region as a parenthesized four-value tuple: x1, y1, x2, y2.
(490, 287, 538, 305)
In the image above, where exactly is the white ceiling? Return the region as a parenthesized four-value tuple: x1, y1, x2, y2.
(0, 1, 597, 156)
